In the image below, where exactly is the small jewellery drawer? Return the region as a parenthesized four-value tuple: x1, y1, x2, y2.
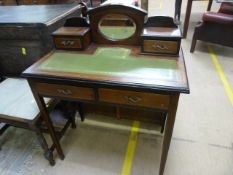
(98, 88, 169, 109)
(34, 83, 95, 100)
(143, 40, 179, 55)
(54, 37, 82, 49)
(52, 27, 91, 50)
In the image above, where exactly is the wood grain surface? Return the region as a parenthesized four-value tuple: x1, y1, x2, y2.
(99, 88, 170, 109)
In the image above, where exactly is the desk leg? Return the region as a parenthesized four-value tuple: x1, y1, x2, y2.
(28, 80, 65, 160)
(159, 93, 180, 175)
(183, 0, 193, 38)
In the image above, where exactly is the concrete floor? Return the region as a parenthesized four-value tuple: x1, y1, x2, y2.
(1, 0, 233, 175)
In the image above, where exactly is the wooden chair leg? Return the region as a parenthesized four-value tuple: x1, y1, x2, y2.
(58, 101, 77, 128)
(175, 0, 182, 21)
(207, 0, 213, 11)
(78, 103, 85, 122)
(67, 102, 77, 128)
(160, 124, 165, 133)
(33, 126, 55, 166)
(160, 113, 167, 134)
(190, 39, 197, 53)
(0, 123, 10, 136)
(183, 0, 193, 38)
(190, 33, 197, 53)
(0, 123, 10, 150)
(70, 115, 76, 129)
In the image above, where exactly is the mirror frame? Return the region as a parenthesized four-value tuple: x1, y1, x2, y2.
(87, 4, 147, 45)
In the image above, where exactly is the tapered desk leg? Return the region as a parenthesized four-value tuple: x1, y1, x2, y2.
(183, 0, 193, 38)
(159, 93, 180, 175)
(28, 79, 65, 160)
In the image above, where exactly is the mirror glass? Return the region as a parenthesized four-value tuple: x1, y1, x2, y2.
(98, 14, 136, 41)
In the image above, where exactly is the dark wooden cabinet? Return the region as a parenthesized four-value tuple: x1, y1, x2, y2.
(0, 5, 81, 76)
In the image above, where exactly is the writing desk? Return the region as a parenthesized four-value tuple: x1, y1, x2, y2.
(22, 44, 189, 175)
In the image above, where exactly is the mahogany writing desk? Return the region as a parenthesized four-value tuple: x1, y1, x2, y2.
(22, 44, 189, 175)
(22, 4, 189, 175)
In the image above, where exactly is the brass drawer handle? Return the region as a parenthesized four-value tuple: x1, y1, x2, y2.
(61, 40, 75, 46)
(152, 44, 169, 50)
(125, 96, 142, 103)
(57, 89, 72, 95)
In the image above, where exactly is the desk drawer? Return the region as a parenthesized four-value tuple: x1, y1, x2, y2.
(98, 88, 169, 109)
(34, 83, 95, 100)
(143, 40, 178, 55)
(54, 37, 82, 49)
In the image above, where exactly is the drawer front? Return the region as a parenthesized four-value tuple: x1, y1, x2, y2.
(98, 88, 169, 109)
(143, 40, 178, 54)
(35, 83, 94, 100)
(54, 37, 82, 49)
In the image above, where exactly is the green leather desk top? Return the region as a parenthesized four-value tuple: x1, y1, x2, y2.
(39, 47, 178, 82)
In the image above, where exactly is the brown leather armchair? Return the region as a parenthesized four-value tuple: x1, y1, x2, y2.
(190, 2, 233, 52)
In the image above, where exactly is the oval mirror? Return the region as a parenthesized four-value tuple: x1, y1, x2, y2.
(98, 14, 136, 41)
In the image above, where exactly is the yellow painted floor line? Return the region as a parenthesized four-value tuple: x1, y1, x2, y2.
(208, 46, 233, 106)
(121, 121, 140, 175)
(159, 0, 164, 9)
